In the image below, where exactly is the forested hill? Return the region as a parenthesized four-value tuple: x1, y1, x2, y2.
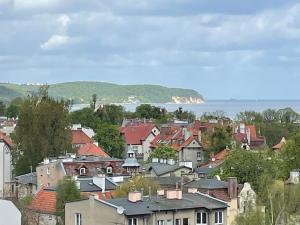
(0, 82, 204, 104)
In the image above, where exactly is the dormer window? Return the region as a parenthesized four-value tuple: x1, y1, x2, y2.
(106, 167, 113, 174)
(79, 168, 86, 175)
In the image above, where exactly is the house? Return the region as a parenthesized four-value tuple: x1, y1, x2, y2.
(0, 132, 13, 198)
(7, 172, 37, 199)
(27, 188, 59, 225)
(151, 125, 204, 168)
(120, 122, 160, 161)
(233, 123, 266, 149)
(0, 200, 21, 225)
(144, 161, 193, 178)
(196, 148, 230, 178)
(184, 177, 256, 225)
(78, 143, 109, 157)
(36, 155, 125, 188)
(72, 124, 95, 139)
(272, 137, 286, 151)
(65, 190, 228, 225)
(72, 129, 94, 149)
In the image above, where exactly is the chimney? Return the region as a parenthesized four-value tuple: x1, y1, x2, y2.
(228, 177, 238, 199)
(93, 174, 106, 192)
(198, 130, 202, 143)
(75, 180, 81, 190)
(166, 190, 182, 200)
(246, 128, 251, 145)
(128, 191, 142, 202)
(157, 189, 165, 196)
(188, 188, 197, 193)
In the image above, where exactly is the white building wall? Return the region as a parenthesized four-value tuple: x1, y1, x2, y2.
(0, 142, 12, 198)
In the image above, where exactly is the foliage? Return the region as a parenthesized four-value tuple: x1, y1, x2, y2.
(96, 104, 125, 125)
(12, 86, 72, 175)
(234, 208, 265, 225)
(0, 100, 5, 116)
(56, 177, 82, 224)
(236, 110, 264, 124)
(174, 107, 196, 123)
(201, 110, 227, 120)
(20, 194, 34, 206)
(280, 132, 300, 176)
(70, 107, 101, 130)
(95, 123, 125, 158)
(218, 149, 282, 192)
(209, 126, 232, 153)
(0, 82, 203, 104)
(115, 176, 159, 197)
(149, 144, 178, 161)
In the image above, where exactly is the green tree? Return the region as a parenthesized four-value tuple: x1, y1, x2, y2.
(236, 111, 263, 124)
(135, 104, 167, 121)
(174, 107, 196, 123)
(70, 107, 101, 130)
(12, 86, 72, 175)
(234, 209, 265, 225)
(0, 100, 5, 116)
(149, 144, 178, 161)
(95, 123, 125, 158)
(96, 104, 125, 125)
(115, 176, 159, 197)
(56, 177, 82, 224)
(210, 126, 232, 153)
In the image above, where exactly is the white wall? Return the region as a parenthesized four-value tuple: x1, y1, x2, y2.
(0, 142, 12, 198)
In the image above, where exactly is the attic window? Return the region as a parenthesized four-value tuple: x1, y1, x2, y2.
(106, 167, 113, 174)
(79, 168, 86, 175)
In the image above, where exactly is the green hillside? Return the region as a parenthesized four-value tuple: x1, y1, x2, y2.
(0, 82, 204, 104)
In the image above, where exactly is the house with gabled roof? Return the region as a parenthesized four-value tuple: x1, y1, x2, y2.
(78, 143, 109, 157)
(120, 122, 160, 161)
(151, 125, 205, 168)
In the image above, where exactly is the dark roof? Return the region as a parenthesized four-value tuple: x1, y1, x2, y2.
(194, 167, 215, 174)
(184, 179, 228, 189)
(15, 172, 37, 185)
(150, 176, 182, 186)
(144, 163, 191, 176)
(106, 193, 228, 216)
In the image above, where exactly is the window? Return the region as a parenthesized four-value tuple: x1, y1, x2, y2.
(128, 218, 138, 225)
(143, 217, 148, 225)
(79, 168, 86, 175)
(182, 218, 189, 225)
(197, 212, 207, 225)
(167, 219, 172, 225)
(106, 167, 113, 174)
(132, 146, 138, 152)
(175, 219, 181, 225)
(197, 152, 202, 161)
(75, 213, 82, 225)
(215, 211, 223, 224)
(157, 220, 164, 225)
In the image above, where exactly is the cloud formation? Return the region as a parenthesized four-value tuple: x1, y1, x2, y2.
(1, 0, 300, 99)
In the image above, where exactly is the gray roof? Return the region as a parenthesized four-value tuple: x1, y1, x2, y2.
(194, 167, 215, 174)
(150, 176, 182, 187)
(122, 158, 140, 167)
(15, 172, 37, 185)
(184, 179, 228, 189)
(144, 163, 191, 176)
(106, 193, 228, 216)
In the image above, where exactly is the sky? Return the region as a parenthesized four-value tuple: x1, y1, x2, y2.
(0, 0, 300, 100)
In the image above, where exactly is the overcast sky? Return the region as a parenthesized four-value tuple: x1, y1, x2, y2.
(0, 0, 300, 99)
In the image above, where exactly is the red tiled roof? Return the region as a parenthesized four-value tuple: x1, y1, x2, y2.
(214, 148, 230, 161)
(0, 132, 13, 147)
(72, 130, 93, 145)
(120, 123, 156, 145)
(28, 188, 57, 214)
(78, 143, 109, 157)
(210, 189, 230, 202)
(272, 137, 286, 150)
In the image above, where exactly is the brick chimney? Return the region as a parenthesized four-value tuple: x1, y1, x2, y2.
(128, 191, 142, 202)
(228, 177, 238, 199)
(166, 190, 182, 200)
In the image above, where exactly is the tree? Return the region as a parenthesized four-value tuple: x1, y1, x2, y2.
(262, 109, 278, 123)
(135, 104, 167, 121)
(70, 107, 101, 130)
(234, 209, 265, 225)
(5, 97, 24, 118)
(95, 123, 125, 158)
(12, 86, 72, 175)
(149, 144, 178, 161)
(115, 176, 159, 197)
(56, 177, 82, 224)
(0, 100, 5, 116)
(277, 108, 299, 124)
(235, 111, 263, 124)
(174, 107, 196, 123)
(96, 104, 125, 125)
(210, 126, 232, 153)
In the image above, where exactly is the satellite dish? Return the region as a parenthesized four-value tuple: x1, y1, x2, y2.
(117, 207, 125, 215)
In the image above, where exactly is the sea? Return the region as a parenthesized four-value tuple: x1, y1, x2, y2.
(71, 100, 300, 119)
